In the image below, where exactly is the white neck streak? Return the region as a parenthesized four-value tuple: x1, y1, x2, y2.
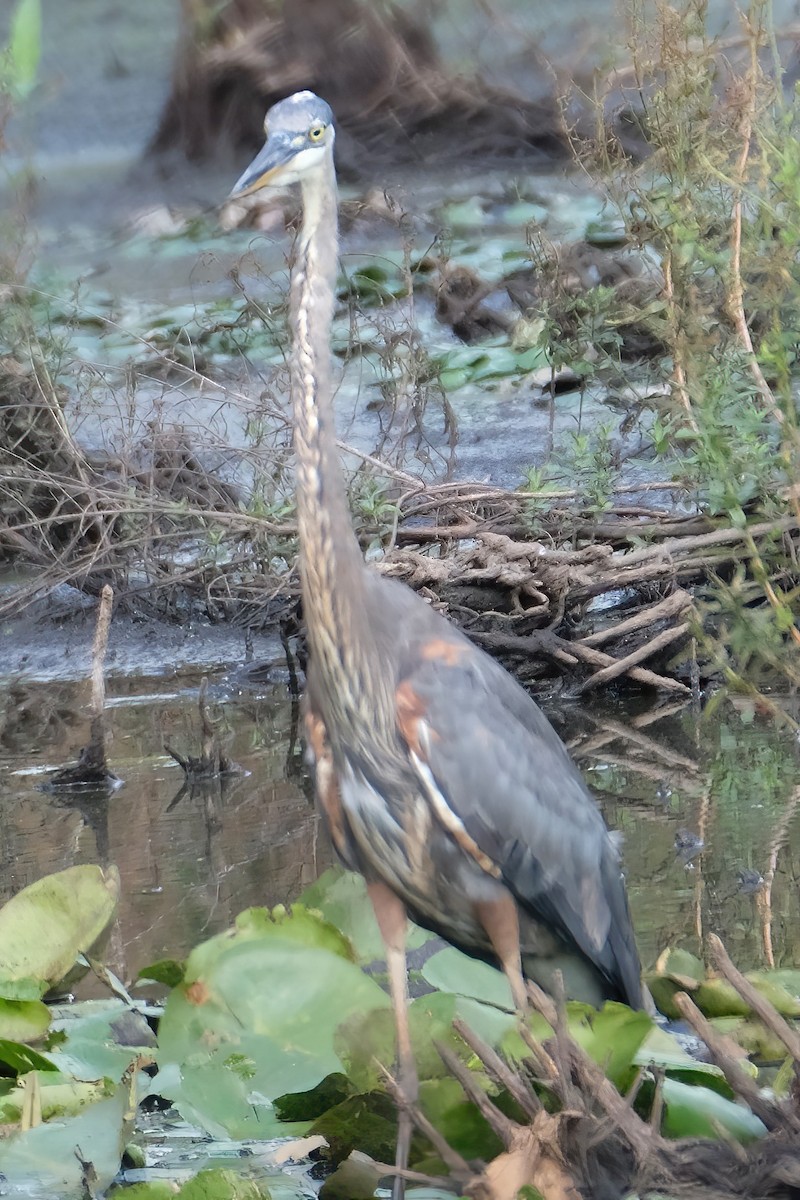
(291, 153, 394, 742)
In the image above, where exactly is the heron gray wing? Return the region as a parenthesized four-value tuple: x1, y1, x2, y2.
(394, 633, 641, 1005)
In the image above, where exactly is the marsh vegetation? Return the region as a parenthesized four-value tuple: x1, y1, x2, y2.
(1, 1, 800, 1197)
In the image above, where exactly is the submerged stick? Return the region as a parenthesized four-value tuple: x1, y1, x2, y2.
(380, 1065, 472, 1181)
(165, 676, 240, 778)
(580, 621, 690, 691)
(46, 585, 120, 789)
(709, 933, 800, 1067)
(673, 990, 789, 1133)
(90, 584, 113, 719)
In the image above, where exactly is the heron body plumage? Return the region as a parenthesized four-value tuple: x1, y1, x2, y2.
(231, 88, 644, 1192)
(305, 570, 644, 1009)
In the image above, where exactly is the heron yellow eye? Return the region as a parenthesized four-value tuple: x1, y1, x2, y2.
(308, 124, 325, 143)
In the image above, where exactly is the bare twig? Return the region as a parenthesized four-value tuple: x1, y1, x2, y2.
(452, 1018, 540, 1119)
(580, 621, 690, 691)
(673, 991, 790, 1132)
(379, 1065, 472, 1181)
(709, 933, 800, 1066)
(580, 589, 693, 647)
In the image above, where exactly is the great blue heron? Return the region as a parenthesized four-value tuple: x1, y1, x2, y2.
(230, 90, 644, 1190)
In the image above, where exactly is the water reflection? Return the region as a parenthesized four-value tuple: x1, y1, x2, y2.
(0, 670, 798, 984)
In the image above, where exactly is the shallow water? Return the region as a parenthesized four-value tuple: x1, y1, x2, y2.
(2, 0, 800, 988)
(1, 643, 798, 985)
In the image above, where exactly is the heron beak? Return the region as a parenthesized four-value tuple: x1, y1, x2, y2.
(230, 134, 298, 198)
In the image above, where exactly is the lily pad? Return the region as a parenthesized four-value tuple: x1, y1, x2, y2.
(336, 988, 491, 1093)
(709, 1016, 789, 1062)
(0, 1082, 129, 1197)
(318, 1153, 385, 1200)
(660, 1076, 767, 1142)
(742, 972, 800, 1018)
(693, 977, 753, 1019)
(154, 906, 390, 1137)
(47, 1001, 156, 1081)
(108, 1185, 176, 1200)
(654, 948, 705, 990)
(0, 998, 51, 1042)
(0, 1037, 56, 1075)
(644, 976, 684, 1020)
(298, 868, 431, 964)
(635, 1025, 745, 1093)
(418, 1075, 503, 1161)
(0, 865, 120, 995)
(568, 1002, 653, 1090)
(421, 945, 513, 1010)
(0, 1070, 113, 1123)
(137, 959, 186, 989)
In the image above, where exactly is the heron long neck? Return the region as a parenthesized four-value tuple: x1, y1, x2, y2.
(292, 157, 392, 735)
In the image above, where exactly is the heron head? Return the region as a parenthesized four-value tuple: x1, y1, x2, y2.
(230, 91, 335, 198)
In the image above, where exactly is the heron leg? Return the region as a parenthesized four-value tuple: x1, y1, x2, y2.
(367, 880, 417, 1200)
(475, 894, 528, 1012)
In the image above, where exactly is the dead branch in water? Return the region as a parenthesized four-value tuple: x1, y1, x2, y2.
(45, 585, 121, 790)
(404, 945, 800, 1200)
(165, 677, 242, 779)
(2, 352, 797, 693)
(379, 500, 799, 691)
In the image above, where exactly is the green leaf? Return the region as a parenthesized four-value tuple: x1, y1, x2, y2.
(515, 345, 550, 372)
(742, 971, 800, 1017)
(653, 948, 705, 990)
(318, 1157, 384, 1200)
(660, 1077, 767, 1142)
(438, 368, 473, 391)
(299, 868, 388, 960)
(504, 200, 549, 225)
(644, 976, 684, 1020)
(693, 977, 752, 1018)
(234, 903, 356, 959)
(0, 976, 48, 1002)
(7, 0, 41, 98)
(47, 1001, 155, 1082)
(567, 1002, 654, 1090)
(440, 198, 486, 228)
(0, 866, 120, 992)
(154, 908, 390, 1137)
(635, 1025, 741, 1093)
(709, 1016, 789, 1062)
(335, 1006, 395, 1093)
(136, 959, 185, 988)
(0, 1071, 113, 1123)
(0, 1083, 128, 1198)
(0, 998, 51, 1042)
(418, 1076, 503, 1160)
(421, 946, 513, 1010)
(452, 995, 515, 1048)
(108, 1184, 176, 1200)
(0, 1037, 55, 1075)
(298, 869, 431, 964)
(760, 970, 800, 998)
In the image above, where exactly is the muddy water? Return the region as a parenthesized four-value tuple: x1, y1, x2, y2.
(0, 663, 332, 982)
(2, 0, 800, 987)
(1, 643, 798, 983)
